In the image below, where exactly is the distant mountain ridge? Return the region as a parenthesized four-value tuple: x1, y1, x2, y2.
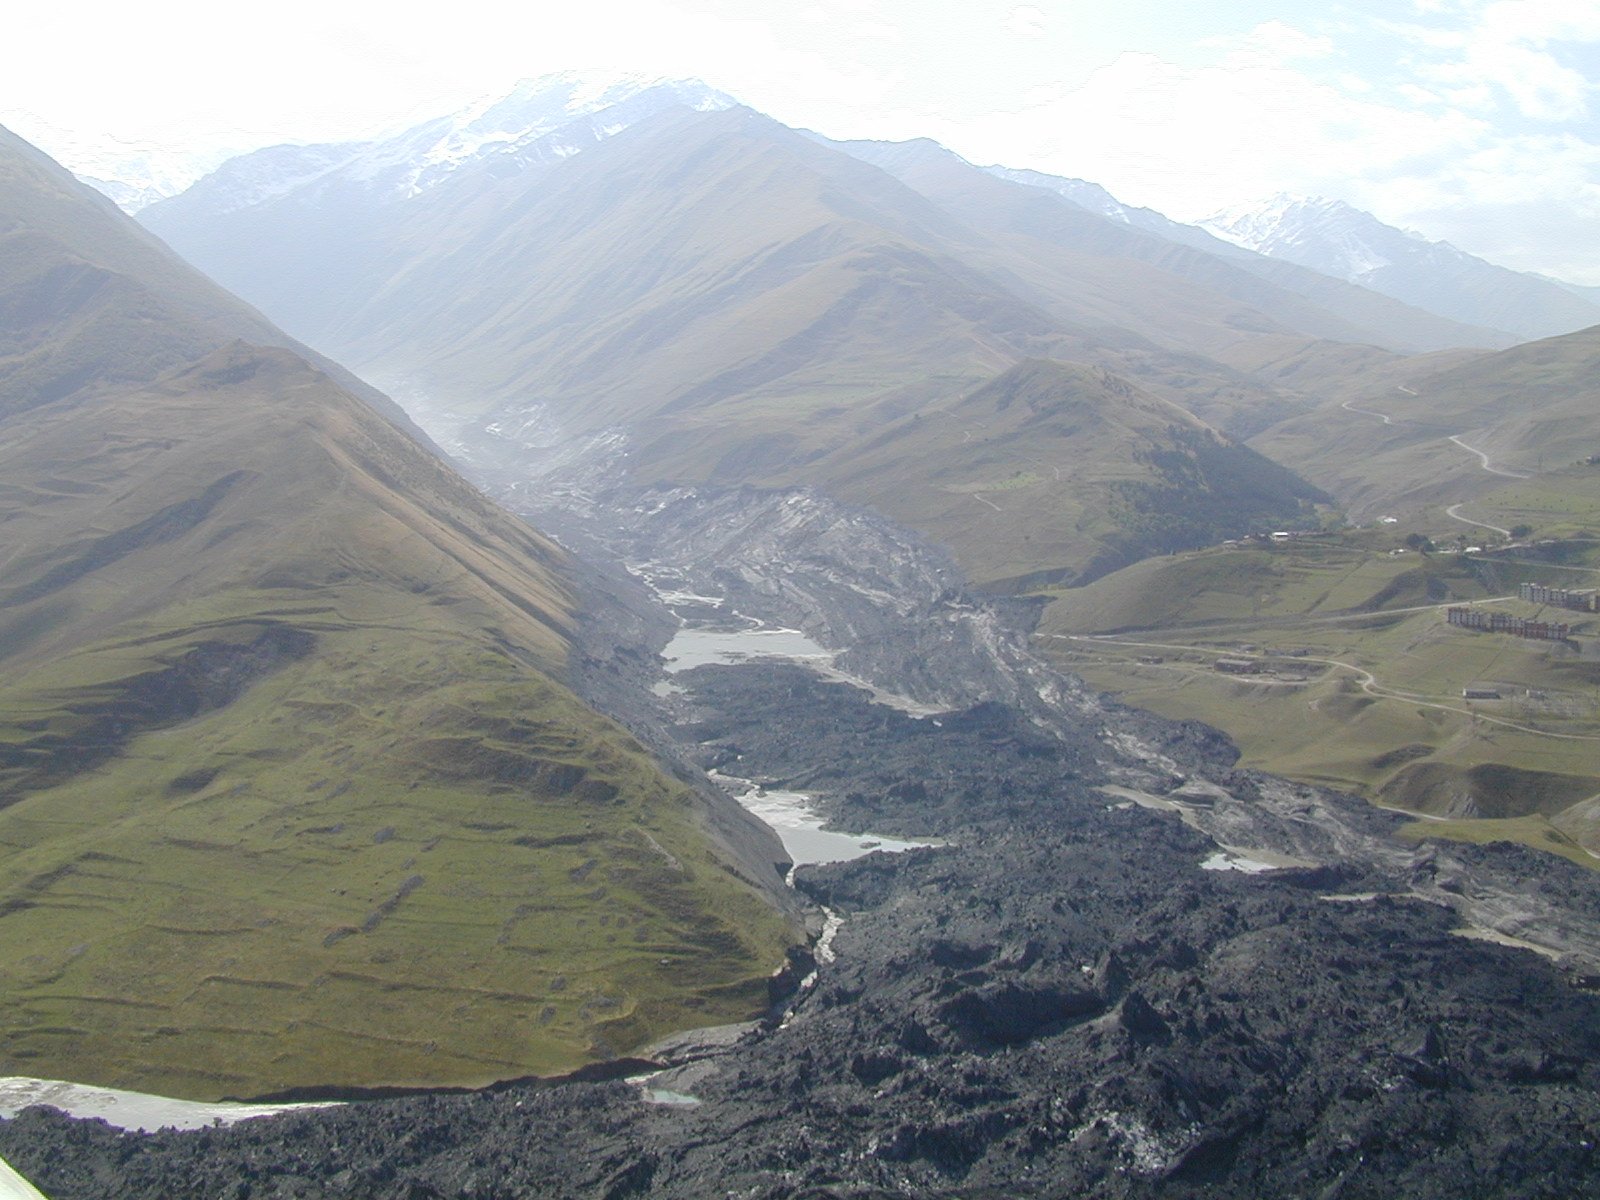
(833, 138, 1512, 360)
(141, 84, 1352, 589)
(135, 74, 1593, 590)
(147, 72, 735, 220)
(1201, 194, 1600, 342)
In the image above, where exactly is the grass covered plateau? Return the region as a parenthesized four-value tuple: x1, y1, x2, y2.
(1036, 523, 1600, 866)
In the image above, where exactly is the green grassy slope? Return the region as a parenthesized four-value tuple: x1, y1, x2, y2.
(814, 359, 1327, 588)
(1248, 324, 1600, 520)
(1035, 527, 1600, 865)
(0, 132, 794, 1100)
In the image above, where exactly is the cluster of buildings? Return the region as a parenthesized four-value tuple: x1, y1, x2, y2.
(1213, 657, 1263, 674)
(1519, 582, 1599, 612)
(1446, 607, 1571, 641)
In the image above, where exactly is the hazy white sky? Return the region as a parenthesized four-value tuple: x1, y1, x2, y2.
(4, 0, 1599, 283)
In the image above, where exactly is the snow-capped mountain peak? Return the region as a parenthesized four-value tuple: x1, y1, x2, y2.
(1195, 194, 1600, 340)
(406, 71, 734, 175)
(156, 73, 741, 213)
(1, 110, 254, 212)
(1199, 195, 1398, 279)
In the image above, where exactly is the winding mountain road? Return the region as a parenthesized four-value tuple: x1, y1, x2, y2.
(1445, 504, 1512, 537)
(1447, 434, 1531, 480)
(1339, 399, 1394, 424)
(1337, 388, 1531, 535)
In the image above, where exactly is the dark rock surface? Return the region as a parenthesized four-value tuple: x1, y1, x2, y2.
(6, 483, 1600, 1197)
(6, 660, 1600, 1198)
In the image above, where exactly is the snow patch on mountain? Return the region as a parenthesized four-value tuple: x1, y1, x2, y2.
(1, 112, 251, 212)
(1200, 195, 1400, 279)
(984, 166, 1134, 223)
(153, 73, 738, 215)
(1196, 194, 1600, 340)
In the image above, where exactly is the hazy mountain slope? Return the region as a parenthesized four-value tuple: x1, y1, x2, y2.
(1250, 323, 1600, 518)
(138, 76, 735, 347)
(1203, 196, 1600, 342)
(0, 127, 419, 434)
(815, 358, 1327, 588)
(838, 141, 1513, 355)
(332, 107, 1067, 428)
(1411, 324, 1600, 468)
(146, 92, 1317, 445)
(140, 93, 1333, 584)
(989, 164, 1518, 353)
(0, 126, 793, 1100)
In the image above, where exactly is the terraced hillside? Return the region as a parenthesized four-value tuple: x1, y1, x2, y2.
(0, 126, 793, 1100)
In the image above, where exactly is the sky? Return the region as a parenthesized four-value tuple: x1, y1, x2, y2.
(3, 0, 1598, 284)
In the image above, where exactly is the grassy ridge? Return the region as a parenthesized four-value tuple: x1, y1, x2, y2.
(0, 349, 793, 1099)
(0, 131, 795, 1100)
(808, 359, 1326, 588)
(1247, 325, 1600, 521)
(0, 607, 783, 1097)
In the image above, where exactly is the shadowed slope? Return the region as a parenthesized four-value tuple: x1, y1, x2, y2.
(818, 359, 1327, 588)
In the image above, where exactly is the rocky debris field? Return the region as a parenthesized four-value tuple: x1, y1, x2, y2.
(6, 484, 1600, 1198)
(5, 658, 1600, 1198)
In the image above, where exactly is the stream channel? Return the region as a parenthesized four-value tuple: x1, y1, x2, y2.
(643, 564, 934, 873)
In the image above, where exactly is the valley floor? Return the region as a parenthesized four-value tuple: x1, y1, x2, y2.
(3, 484, 1599, 1199)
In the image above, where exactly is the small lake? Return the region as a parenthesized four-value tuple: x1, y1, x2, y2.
(661, 626, 833, 673)
(713, 776, 931, 870)
(0, 1075, 336, 1132)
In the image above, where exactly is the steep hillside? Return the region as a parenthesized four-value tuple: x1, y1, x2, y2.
(0, 127, 417, 434)
(1251, 323, 1600, 518)
(143, 95, 1345, 586)
(338, 106, 1067, 431)
(817, 359, 1327, 588)
(138, 76, 736, 349)
(0, 125, 793, 1100)
(836, 140, 1511, 359)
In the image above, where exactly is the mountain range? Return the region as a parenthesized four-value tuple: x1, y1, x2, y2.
(141, 86, 1536, 587)
(0, 122, 793, 1099)
(1201, 194, 1600, 343)
(136, 76, 1600, 590)
(2, 66, 1600, 1198)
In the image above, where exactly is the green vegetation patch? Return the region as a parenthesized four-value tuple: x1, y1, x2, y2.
(0, 597, 792, 1100)
(1036, 526, 1600, 866)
